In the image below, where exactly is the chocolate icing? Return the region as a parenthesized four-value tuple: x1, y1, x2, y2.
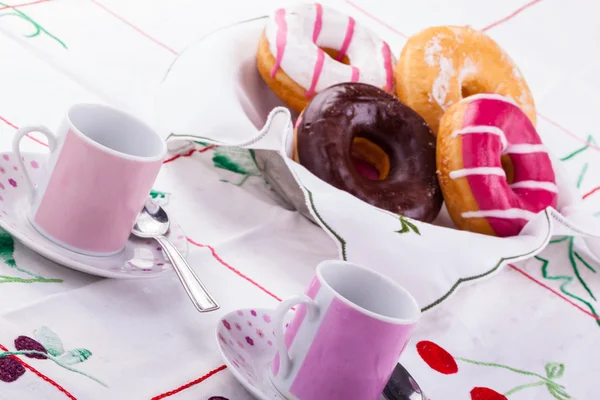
(296, 82, 442, 222)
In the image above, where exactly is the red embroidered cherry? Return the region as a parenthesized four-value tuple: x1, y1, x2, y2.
(0, 357, 25, 382)
(14, 336, 47, 359)
(470, 387, 507, 400)
(416, 340, 458, 374)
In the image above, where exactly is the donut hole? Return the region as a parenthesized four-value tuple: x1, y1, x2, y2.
(351, 137, 390, 181)
(501, 154, 515, 184)
(322, 47, 351, 65)
(461, 81, 481, 99)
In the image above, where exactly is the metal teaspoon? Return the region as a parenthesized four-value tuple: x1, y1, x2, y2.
(132, 199, 220, 312)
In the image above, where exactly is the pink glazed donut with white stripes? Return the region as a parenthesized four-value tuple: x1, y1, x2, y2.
(257, 3, 395, 112)
(437, 94, 558, 237)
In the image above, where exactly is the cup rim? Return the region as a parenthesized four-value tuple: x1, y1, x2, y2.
(316, 260, 421, 325)
(67, 103, 167, 163)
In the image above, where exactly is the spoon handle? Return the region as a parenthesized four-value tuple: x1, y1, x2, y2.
(155, 235, 220, 312)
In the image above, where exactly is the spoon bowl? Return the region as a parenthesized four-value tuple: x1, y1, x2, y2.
(132, 199, 219, 312)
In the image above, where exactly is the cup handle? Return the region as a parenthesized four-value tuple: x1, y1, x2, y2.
(12, 126, 58, 202)
(272, 295, 319, 379)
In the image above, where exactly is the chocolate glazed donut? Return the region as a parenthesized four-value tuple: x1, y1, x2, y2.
(296, 82, 443, 222)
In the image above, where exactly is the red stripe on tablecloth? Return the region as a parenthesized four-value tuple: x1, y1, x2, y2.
(150, 364, 227, 400)
(162, 145, 216, 164)
(0, 114, 49, 147)
(90, 0, 178, 55)
(482, 0, 544, 31)
(583, 186, 600, 200)
(537, 113, 600, 152)
(0, 343, 77, 399)
(0, 0, 51, 10)
(508, 264, 600, 321)
(187, 237, 283, 302)
(343, 0, 407, 38)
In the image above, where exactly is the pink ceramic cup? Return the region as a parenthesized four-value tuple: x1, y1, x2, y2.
(270, 260, 420, 400)
(12, 104, 166, 256)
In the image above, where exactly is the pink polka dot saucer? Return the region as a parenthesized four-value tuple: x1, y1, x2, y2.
(216, 308, 292, 400)
(0, 152, 186, 278)
(216, 308, 408, 400)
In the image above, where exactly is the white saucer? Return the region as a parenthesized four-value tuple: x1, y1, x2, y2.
(0, 152, 186, 279)
(217, 308, 397, 400)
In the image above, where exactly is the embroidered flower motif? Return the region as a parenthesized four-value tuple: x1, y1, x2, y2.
(267, 340, 273, 346)
(245, 336, 254, 346)
(0, 326, 99, 386)
(256, 329, 264, 339)
(237, 310, 243, 316)
(8, 179, 16, 188)
(0, 167, 5, 174)
(222, 320, 231, 330)
(263, 314, 272, 323)
(2, 155, 8, 161)
(418, 340, 571, 399)
(250, 310, 257, 316)
(218, 333, 227, 344)
(247, 321, 253, 327)
(237, 341, 244, 349)
(470, 387, 507, 400)
(30, 161, 39, 169)
(416, 340, 458, 374)
(0, 183, 5, 189)
(235, 323, 242, 331)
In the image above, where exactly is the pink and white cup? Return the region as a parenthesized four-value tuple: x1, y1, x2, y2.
(13, 103, 166, 256)
(270, 260, 420, 400)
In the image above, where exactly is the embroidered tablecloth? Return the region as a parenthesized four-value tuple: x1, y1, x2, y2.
(0, 0, 598, 399)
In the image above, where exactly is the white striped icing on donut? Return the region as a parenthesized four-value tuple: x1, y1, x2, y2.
(265, 3, 394, 98)
(445, 94, 557, 236)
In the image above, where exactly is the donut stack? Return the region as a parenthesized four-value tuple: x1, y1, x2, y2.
(256, 3, 557, 237)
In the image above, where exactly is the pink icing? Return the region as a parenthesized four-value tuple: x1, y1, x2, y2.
(336, 17, 355, 61)
(270, 9, 288, 78)
(351, 66, 360, 82)
(460, 97, 557, 237)
(312, 3, 323, 43)
(381, 42, 393, 92)
(305, 48, 325, 98)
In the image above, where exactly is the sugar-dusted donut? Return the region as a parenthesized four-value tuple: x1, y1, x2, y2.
(396, 26, 535, 134)
(295, 82, 442, 222)
(437, 94, 557, 237)
(257, 3, 395, 112)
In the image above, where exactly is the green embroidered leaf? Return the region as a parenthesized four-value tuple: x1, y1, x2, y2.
(547, 383, 571, 400)
(545, 362, 565, 379)
(402, 218, 421, 235)
(395, 220, 410, 234)
(149, 189, 170, 206)
(56, 348, 92, 365)
(150, 189, 167, 200)
(34, 326, 64, 356)
(212, 148, 260, 177)
(396, 216, 421, 235)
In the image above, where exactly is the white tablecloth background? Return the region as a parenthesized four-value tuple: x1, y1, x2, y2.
(0, 0, 598, 399)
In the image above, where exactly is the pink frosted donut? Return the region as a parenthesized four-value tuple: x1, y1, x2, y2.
(257, 3, 395, 112)
(437, 94, 558, 237)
